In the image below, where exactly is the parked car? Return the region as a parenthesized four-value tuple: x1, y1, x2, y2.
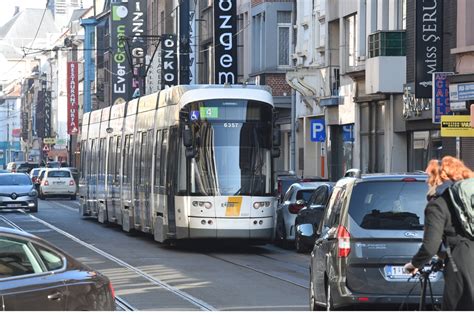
(276, 173, 326, 203)
(6, 162, 40, 174)
(309, 173, 443, 310)
(275, 182, 327, 247)
(29, 168, 45, 186)
(46, 161, 61, 168)
(294, 182, 334, 253)
(0, 227, 115, 311)
(65, 167, 79, 187)
(38, 168, 77, 200)
(0, 173, 38, 212)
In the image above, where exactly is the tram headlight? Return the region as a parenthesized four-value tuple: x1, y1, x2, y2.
(203, 202, 212, 209)
(253, 202, 262, 209)
(194, 201, 212, 209)
(192, 201, 199, 207)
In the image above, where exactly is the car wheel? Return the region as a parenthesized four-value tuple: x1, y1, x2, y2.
(326, 282, 334, 311)
(39, 191, 45, 200)
(275, 216, 288, 248)
(30, 206, 38, 213)
(71, 195, 77, 200)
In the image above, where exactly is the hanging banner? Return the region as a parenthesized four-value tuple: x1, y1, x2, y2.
(128, 0, 147, 98)
(179, 0, 190, 85)
(67, 61, 79, 134)
(415, 0, 443, 98)
(214, 0, 238, 84)
(432, 72, 453, 124)
(161, 34, 178, 89)
(110, 2, 133, 105)
(36, 90, 45, 138)
(44, 90, 51, 138)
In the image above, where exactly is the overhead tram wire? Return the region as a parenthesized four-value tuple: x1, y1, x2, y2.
(0, 0, 50, 77)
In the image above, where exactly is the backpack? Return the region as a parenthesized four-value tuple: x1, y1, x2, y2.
(448, 178, 474, 240)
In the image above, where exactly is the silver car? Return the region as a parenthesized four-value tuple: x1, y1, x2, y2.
(0, 173, 38, 213)
(275, 182, 326, 247)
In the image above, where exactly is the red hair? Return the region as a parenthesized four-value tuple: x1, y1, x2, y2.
(425, 156, 474, 188)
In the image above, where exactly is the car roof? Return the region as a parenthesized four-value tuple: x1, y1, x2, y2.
(290, 182, 328, 189)
(0, 226, 40, 239)
(46, 168, 72, 172)
(0, 172, 29, 177)
(336, 172, 427, 187)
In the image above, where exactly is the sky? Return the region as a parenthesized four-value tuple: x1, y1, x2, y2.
(0, 0, 47, 28)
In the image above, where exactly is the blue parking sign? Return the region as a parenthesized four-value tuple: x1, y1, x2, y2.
(311, 119, 326, 142)
(342, 124, 354, 142)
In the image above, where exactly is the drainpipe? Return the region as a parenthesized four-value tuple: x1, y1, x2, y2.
(80, 18, 98, 113)
(291, 89, 296, 174)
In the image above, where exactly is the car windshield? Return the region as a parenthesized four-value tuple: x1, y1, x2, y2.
(348, 181, 428, 230)
(296, 189, 315, 202)
(0, 175, 32, 186)
(48, 171, 71, 178)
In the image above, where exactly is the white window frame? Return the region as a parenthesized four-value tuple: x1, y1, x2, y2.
(277, 14, 292, 68)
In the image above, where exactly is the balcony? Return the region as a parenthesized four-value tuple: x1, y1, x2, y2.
(366, 31, 406, 94)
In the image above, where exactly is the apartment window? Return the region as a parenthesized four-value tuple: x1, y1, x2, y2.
(368, 31, 406, 58)
(360, 102, 385, 173)
(345, 14, 357, 67)
(402, 0, 407, 29)
(277, 11, 292, 67)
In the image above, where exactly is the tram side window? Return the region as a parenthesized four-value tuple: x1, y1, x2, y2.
(141, 131, 153, 186)
(154, 130, 162, 187)
(136, 132, 144, 185)
(99, 138, 106, 181)
(115, 136, 121, 182)
(108, 137, 115, 182)
(128, 135, 134, 184)
(89, 140, 95, 180)
(80, 140, 87, 179)
(122, 135, 129, 184)
(160, 130, 168, 188)
(177, 138, 186, 193)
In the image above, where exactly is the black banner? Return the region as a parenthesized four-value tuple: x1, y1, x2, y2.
(129, 0, 147, 98)
(36, 91, 44, 138)
(21, 111, 28, 141)
(110, 3, 132, 105)
(161, 34, 178, 88)
(214, 0, 238, 84)
(179, 0, 190, 85)
(44, 91, 51, 138)
(415, 0, 443, 98)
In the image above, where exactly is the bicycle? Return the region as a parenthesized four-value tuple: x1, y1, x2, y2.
(400, 257, 444, 311)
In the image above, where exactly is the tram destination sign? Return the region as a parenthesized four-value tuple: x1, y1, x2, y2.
(440, 115, 474, 137)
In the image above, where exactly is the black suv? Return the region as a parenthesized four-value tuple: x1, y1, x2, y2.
(309, 173, 444, 310)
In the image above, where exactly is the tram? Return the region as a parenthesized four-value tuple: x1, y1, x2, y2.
(78, 85, 281, 243)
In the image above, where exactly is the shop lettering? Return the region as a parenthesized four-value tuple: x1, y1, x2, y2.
(215, 0, 237, 84)
(422, 0, 440, 75)
(161, 35, 177, 88)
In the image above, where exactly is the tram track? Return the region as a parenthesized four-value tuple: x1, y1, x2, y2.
(115, 296, 138, 311)
(3, 210, 217, 311)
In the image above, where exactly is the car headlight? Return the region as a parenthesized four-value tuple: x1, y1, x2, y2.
(29, 190, 38, 197)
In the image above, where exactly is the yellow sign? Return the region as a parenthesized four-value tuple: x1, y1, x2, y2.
(43, 138, 56, 144)
(441, 115, 474, 137)
(225, 196, 242, 217)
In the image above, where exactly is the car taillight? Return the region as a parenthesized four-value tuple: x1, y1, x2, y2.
(402, 177, 417, 182)
(69, 180, 75, 186)
(108, 281, 115, 300)
(289, 203, 304, 214)
(43, 180, 49, 186)
(337, 226, 351, 257)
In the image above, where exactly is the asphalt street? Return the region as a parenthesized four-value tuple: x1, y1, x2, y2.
(0, 199, 310, 311)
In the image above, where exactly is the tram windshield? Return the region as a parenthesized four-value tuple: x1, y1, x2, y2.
(186, 99, 273, 196)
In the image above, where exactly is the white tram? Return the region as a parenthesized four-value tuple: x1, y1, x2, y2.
(78, 85, 281, 243)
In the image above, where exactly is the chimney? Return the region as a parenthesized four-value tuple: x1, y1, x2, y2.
(13, 6, 20, 16)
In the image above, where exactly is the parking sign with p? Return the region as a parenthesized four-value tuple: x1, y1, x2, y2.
(311, 119, 326, 142)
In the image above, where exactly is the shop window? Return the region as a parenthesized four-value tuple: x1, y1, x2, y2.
(368, 31, 406, 58)
(409, 130, 442, 171)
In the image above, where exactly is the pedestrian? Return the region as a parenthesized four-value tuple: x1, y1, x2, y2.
(404, 156, 474, 310)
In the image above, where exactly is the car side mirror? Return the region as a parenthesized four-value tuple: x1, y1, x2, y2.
(183, 125, 193, 148)
(296, 199, 306, 206)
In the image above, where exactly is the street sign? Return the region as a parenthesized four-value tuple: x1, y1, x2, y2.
(432, 72, 453, 124)
(43, 138, 56, 145)
(449, 82, 474, 101)
(43, 145, 50, 152)
(471, 104, 474, 128)
(342, 124, 354, 142)
(441, 115, 474, 137)
(310, 119, 326, 142)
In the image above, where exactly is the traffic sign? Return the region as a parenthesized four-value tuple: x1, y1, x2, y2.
(43, 138, 56, 144)
(441, 115, 474, 137)
(43, 145, 50, 152)
(310, 119, 326, 142)
(342, 124, 354, 142)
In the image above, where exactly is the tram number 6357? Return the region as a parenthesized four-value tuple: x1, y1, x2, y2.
(223, 122, 240, 128)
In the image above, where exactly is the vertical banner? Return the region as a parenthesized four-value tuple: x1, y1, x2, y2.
(214, 0, 238, 84)
(179, 0, 190, 85)
(432, 72, 453, 124)
(189, 2, 197, 84)
(67, 61, 79, 134)
(128, 0, 147, 98)
(161, 34, 178, 89)
(36, 91, 45, 138)
(21, 111, 29, 141)
(110, 2, 132, 104)
(415, 0, 443, 98)
(44, 91, 51, 138)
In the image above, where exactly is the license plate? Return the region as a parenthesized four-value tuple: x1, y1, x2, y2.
(7, 204, 19, 207)
(384, 265, 410, 279)
(53, 181, 65, 185)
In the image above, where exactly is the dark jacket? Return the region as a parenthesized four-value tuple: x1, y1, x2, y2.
(412, 182, 462, 268)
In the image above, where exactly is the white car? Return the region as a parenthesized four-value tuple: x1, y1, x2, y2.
(39, 168, 77, 200)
